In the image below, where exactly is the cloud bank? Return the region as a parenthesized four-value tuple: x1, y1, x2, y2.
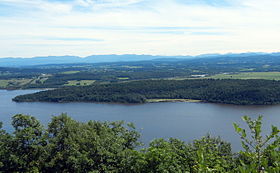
(0, 0, 280, 57)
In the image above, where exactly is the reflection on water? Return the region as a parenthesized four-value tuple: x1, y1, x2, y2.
(1, 89, 280, 151)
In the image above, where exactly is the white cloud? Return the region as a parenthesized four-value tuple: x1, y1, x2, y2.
(75, 0, 144, 8)
(0, 0, 280, 57)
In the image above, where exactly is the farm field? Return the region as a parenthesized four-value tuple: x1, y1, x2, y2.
(209, 72, 280, 80)
(61, 71, 80, 74)
(0, 79, 32, 88)
(64, 80, 95, 86)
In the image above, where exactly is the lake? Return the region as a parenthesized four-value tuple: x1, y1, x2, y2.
(1, 89, 280, 151)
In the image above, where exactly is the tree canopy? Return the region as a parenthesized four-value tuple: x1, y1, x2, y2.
(13, 79, 280, 105)
(0, 114, 279, 172)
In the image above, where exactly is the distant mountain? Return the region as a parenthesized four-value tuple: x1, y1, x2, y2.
(0, 56, 81, 67)
(0, 54, 192, 67)
(85, 54, 146, 62)
(0, 52, 279, 67)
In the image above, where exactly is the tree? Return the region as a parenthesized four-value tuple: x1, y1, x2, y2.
(7, 114, 46, 172)
(44, 113, 141, 172)
(0, 122, 9, 170)
(234, 116, 280, 172)
(143, 138, 191, 172)
(0, 113, 280, 172)
(189, 135, 234, 172)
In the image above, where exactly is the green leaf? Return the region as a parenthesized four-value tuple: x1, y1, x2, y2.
(233, 123, 242, 133)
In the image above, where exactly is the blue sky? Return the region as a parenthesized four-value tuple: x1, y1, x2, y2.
(0, 0, 280, 57)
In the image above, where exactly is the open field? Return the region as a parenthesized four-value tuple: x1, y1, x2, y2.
(64, 80, 95, 86)
(209, 72, 280, 80)
(118, 77, 130, 80)
(0, 79, 32, 88)
(122, 65, 143, 69)
(61, 71, 80, 74)
(0, 80, 9, 87)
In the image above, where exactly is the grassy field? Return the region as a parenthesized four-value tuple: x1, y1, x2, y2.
(30, 75, 50, 84)
(0, 79, 32, 88)
(0, 80, 9, 87)
(118, 77, 130, 80)
(64, 80, 95, 86)
(61, 71, 80, 74)
(209, 72, 280, 80)
(122, 66, 142, 69)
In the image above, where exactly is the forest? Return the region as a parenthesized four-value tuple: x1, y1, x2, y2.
(0, 114, 279, 172)
(13, 79, 280, 105)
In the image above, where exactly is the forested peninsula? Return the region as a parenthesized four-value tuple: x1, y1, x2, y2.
(13, 79, 280, 105)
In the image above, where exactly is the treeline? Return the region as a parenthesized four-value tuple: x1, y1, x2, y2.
(23, 56, 280, 88)
(26, 70, 194, 89)
(13, 79, 280, 105)
(0, 114, 279, 172)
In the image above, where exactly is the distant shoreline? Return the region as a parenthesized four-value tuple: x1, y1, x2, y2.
(146, 99, 202, 103)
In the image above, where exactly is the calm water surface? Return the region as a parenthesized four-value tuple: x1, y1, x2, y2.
(1, 89, 280, 151)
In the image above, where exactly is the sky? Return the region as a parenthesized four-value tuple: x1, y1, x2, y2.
(0, 0, 280, 57)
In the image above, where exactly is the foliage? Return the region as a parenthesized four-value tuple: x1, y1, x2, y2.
(234, 116, 280, 172)
(143, 138, 191, 172)
(0, 114, 47, 172)
(0, 114, 279, 172)
(189, 135, 234, 172)
(0, 114, 141, 172)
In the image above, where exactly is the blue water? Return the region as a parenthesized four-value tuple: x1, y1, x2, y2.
(1, 89, 280, 151)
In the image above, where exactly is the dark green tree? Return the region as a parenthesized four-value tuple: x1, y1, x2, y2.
(44, 113, 141, 172)
(5, 114, 47, 172)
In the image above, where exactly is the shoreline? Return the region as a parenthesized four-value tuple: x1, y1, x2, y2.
(146, 99, 202, 103)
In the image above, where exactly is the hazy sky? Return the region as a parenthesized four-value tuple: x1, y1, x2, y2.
(0, 0, 280, 57)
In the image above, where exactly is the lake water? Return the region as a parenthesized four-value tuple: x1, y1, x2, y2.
(1, 89, 280, 151)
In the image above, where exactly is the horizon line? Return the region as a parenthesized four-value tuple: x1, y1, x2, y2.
(1, 51, 280, 59)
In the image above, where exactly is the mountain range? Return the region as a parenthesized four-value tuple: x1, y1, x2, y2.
(0, 52, 280, 67)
